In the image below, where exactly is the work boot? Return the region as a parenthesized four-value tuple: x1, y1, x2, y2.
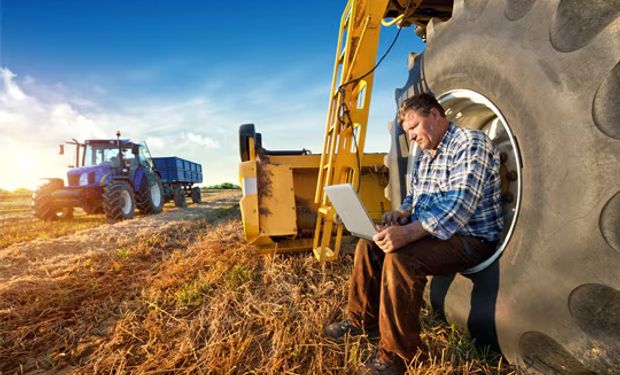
(324, 319, 378, 341)
(356, 356, 406, 375)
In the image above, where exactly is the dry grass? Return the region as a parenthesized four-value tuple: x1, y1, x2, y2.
(0, 200, 516, 374)
(0, 189, 234, 250)
(0, 193, 105, 249)
(0, 215, 108, 250)
(0, 193, 31, 211)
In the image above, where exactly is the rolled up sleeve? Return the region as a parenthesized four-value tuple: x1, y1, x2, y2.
(400, 193, 413, 213)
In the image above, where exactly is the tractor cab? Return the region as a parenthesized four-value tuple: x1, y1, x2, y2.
(83, 140, 130, 169)
(61, 139, 156, 188)
(82, 139, 152, 170)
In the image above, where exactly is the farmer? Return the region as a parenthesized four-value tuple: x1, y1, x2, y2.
(325, 93, 504, 375)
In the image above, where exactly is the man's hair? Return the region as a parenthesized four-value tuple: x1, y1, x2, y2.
(398, 93, 446, 123)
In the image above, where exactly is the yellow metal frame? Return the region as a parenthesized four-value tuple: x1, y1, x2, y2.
(238, 0, 423, 260)
(239, 150, 390, 254)
(312, 0, 391, 262)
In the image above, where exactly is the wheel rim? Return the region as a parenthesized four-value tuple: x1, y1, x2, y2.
(150, 182, 161, 207)
(121, 190, 132, 215)
(438, 89, 523, 274)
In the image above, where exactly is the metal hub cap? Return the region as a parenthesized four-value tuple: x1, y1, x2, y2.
(150, 183, 161, 207)
(438, 89, 523, 274)
(120, 190, 132, 215)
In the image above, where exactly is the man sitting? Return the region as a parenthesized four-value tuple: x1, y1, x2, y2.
(325, 93, 504, 374)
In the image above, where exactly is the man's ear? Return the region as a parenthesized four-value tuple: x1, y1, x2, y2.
(428, 107, 438, 119)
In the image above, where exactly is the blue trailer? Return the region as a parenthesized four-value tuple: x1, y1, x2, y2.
(152, 157, 203, 207)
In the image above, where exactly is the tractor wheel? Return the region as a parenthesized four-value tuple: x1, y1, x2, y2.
(398, 1, 619, 372)
(62, 207, 74, 219)
(191, 186, 201, 204)
(33, 179, 70, 221)
(83, 202, 103, 215)
(136, 174, 164, 214)
(103, 181, 136, 220)
(173, 187, 187, 208)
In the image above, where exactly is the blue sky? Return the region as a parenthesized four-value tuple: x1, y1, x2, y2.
(0, 0, 425, 190)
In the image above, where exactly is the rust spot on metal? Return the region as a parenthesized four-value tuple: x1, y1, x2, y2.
(256, 160, 273, 198)
(256, 156, 274, 217)
(348, 37, 360, 67)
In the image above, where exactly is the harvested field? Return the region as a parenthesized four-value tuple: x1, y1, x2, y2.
(0, 190, 515, 374)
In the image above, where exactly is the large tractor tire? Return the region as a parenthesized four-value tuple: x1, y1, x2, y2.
(173, 187, 187, 208)
(191, 186, 202, 204)
(394, 1, 619, 373)
(136, 174, 164, 214)
(33, 179, 73, 221)
(103, 181, 136, 220)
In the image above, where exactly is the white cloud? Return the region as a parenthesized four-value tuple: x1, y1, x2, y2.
(1, 68, 27, 101)
(0, 62, 400, 191)
(145, 136, 165, 149)
(184, 132, 221, 148)
(0, 68, 109, 190)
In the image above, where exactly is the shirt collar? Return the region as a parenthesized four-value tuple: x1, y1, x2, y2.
(432, 122, 455, 155)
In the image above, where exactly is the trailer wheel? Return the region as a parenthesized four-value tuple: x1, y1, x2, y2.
(173, 187, 187, 208)
(33, 179, 71, 221)
(136, 174, 164, 214)
(403, 1, 619, 372)
(191, 186, 202, 204)
(103, 181, 136, 220)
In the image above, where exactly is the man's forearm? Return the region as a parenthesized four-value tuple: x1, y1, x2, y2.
(402, 220, 430, 244)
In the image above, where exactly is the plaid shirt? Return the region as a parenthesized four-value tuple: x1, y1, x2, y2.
(401, 123, 504, 241)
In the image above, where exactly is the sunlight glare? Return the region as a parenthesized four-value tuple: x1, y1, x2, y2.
(0, 144, 68, 191)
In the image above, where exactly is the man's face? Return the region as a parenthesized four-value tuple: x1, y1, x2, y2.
(401, 108, 444, 151)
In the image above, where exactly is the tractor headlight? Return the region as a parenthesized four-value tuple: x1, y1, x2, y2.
(79, 173, 89, 186)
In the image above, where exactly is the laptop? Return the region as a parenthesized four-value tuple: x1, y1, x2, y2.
(324, 184, 378, 240)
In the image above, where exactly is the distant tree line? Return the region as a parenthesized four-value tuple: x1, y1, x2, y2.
(204, 183, 240, 190)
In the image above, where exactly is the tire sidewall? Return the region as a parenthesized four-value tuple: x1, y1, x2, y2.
(417, 2, 620, 368)
(148, 175, 164, 213)
(137, 174, 164, 214)
(33, 181, 63, 220)
(191, 186, 201, 203)
(103, 181, 136, 220)
(174, 187, 187, 208)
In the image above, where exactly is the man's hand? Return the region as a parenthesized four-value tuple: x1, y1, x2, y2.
(373, 225, 411, 253)
(381, 209, 410, 227)
(373, 221, 430, 254)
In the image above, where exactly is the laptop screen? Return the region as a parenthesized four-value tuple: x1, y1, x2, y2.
(324, 184, 378, 240)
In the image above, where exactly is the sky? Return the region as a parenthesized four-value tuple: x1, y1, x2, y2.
(0, 0, 425, 190)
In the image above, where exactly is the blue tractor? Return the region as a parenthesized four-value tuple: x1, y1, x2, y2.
(33, 132, 164, 220)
